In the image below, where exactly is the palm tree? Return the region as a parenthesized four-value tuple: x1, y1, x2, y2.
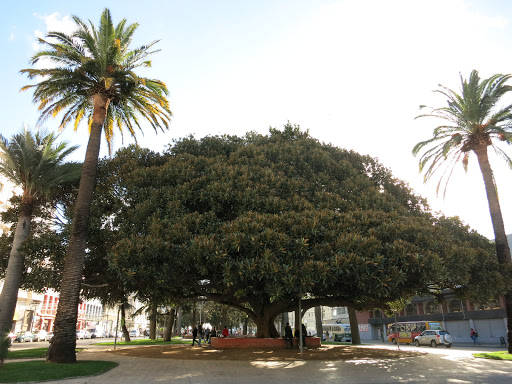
(20, 8, 172, 363)
(0, 128, 79, 336)
(413, 70, 512, 353)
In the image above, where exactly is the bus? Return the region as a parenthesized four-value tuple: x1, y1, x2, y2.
(323, 323, 351, 342)
(387, 321, 443, 344)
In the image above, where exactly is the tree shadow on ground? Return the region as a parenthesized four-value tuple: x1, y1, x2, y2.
(107, 344, 421, 361)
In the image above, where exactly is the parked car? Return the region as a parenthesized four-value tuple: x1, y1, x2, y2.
(414, 330, 452, 348)
(33, 330, 48, 342)
(15, 331, 35, 342)
(76, 330, 88, 339)
(129, 329, 140, 338)
(7, 332, 17, 345)
(47, 332, 54, 342)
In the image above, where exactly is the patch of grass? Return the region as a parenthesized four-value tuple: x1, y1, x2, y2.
(474, 351, 512, 361)
(0, 360, 118, 383)
(6, 348, 82, 359)
(95, 338, 192, 346)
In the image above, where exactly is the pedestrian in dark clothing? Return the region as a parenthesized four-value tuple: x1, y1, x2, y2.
(205, 327, 210, 343)
(192, 326, 200, 346)
(198, 322, 204, 345)
(301, 323, 307, 349)
(284, 323, 293, 349)
(209, 327, 217, 344)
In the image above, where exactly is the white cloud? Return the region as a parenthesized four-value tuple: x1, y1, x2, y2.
(29, 13, 76, 68)
(31, 12, 75, 51)
(34, 12, 75, 36)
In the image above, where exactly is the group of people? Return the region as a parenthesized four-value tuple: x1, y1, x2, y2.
(284, 322, 307, 349)
(191, 322, 230, 346)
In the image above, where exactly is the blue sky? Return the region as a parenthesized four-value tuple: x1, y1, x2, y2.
(2, 0, 512, 239)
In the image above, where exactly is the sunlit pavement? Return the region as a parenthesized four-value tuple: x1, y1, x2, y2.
(19, 341, 511, 384)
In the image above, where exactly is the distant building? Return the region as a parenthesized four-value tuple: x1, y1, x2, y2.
(357, 294, 507, 344)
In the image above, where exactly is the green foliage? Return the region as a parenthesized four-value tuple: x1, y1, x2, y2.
(0, 128, 80, 199)
(0, 361, 118, 383)
(93, 124, 504, 329)
(0, 186, 76, 292)
(474, 351, 512, 360)
(6, 348, 81, 359)
(20, 8, 172, 154)
(414, 70, 512, 196)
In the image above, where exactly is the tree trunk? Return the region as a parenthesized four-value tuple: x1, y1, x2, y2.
(348, 307, 361, 345)
(0, 197, 33, 334)
(474, 146, 512, 353)
(192, 305, 197, 328)
(314, 306, 323, 340)
(47, 96, 108, 363)
(120, 303, 130, 342)
(254, 314, 280, 338)
(164, 308, 175, 341)
(47, 98, 107, 361)
(149, 303, 157, 340)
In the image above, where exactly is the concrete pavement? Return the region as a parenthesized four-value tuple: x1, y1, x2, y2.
(13, 342, 512, 384)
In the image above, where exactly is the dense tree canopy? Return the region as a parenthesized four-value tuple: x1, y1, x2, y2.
(93, 125, 508, 337)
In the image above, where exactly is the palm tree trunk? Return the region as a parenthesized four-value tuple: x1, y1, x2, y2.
(474, 146, 512, 353)
(0, 197, 33, 333)
(48, 96, 107, 363)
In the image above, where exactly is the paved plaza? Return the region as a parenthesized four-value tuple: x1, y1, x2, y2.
(15, 342, 512, 384)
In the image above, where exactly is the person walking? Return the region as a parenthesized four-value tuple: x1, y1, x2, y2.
(205, 327, 210, 343)
(222, 326, 229, 337)
(192, 326, 200, 346)
(470, 328, 479, 344)
(198, 322, 204, 345)
(284, 323, 293, 349)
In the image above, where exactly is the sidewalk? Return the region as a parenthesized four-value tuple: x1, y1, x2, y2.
(18, 341, 512, 384)
(363, 339, 507, 350)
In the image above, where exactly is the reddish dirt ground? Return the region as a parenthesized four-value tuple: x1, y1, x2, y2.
(107, 344, 421, 361)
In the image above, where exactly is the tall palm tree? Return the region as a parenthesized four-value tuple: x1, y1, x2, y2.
(0, 128, 79, 336)
(413, 70, 512, 352)
(20, 8, 172, 363)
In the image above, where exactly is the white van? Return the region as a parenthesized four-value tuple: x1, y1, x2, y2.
(129, 329, 140, 337)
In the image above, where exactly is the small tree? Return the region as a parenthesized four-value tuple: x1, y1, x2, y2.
(0, 128, 79, 336)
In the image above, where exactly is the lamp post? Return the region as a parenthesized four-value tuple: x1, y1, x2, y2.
(114, 306, 120, 350)
(298, 295, 303, 356)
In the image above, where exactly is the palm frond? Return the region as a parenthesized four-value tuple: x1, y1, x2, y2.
(414, 69, 512, 196)
(20, 8, 172, 153)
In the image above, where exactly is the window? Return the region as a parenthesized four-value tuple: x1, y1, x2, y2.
(405, 304, 417, 316)
(425, 302, 440, 315)
(448, 300, 466, 313)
